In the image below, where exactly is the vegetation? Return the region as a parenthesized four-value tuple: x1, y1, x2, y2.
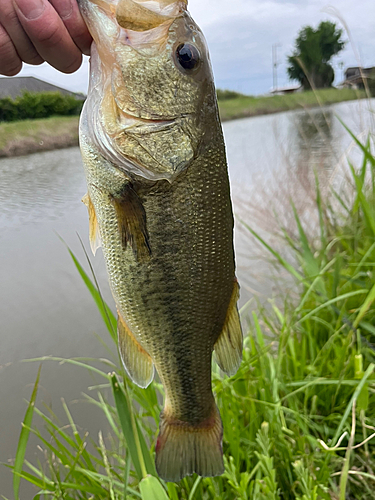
(218, 87, 366, 121)
(7, 126, 375, 499)
(0, 116, 79, 157)
(216, 89, 248, 101)
(0, 92, 84, 123)
(287, 21, 346, 90)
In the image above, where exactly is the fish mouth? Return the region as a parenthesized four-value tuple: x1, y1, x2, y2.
(80, 0, 187, 33)
(79, 0, 193, 181)
(80, 0, 188, 122)
(116, 0, 187, 32)
(79, 0, 187, 57)
(112, 108, 177, 132)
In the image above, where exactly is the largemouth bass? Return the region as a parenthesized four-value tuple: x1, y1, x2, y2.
(78, 0, 243, 482)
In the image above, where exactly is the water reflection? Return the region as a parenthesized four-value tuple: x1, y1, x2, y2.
(290, 109, 338, 172)
(0, 148, 86, 228)
(225, 99, 375, 309)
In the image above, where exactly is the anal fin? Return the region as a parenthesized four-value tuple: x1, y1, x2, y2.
(110, 184, 151, 263)
(214, 280, 243, 376)
(82, 193, 101, 255)
(118, 312, 154, 388)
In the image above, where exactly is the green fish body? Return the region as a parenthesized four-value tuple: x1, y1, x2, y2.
(78, 0, 242, 482)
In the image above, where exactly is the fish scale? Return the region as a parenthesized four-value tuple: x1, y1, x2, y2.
(78, 0, 243, 482)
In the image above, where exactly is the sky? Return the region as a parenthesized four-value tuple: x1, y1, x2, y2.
(3, 0, 375, 96)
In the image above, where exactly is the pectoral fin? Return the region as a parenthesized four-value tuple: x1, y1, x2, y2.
(118, 312, 154, 388)
(82, 193, 101, 255)
(214, 280, 243, 376)
(110, 184, 151, 262)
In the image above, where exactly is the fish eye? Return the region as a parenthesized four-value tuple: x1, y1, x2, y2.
(175, 43, 200, 71)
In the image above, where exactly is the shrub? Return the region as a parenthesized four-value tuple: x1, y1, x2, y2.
(0, 91, 84, 122)
(216, 88, 248, 100)
(0, 97, 19, 122)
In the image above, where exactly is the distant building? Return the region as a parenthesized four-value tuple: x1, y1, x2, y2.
(0, 76, 85, 100)
(269, 84, 302, 95)
(340, 67, 375, 89)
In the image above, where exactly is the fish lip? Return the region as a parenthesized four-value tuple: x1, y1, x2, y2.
(113, 103, 192, 128)
(118, 109, 177, 126)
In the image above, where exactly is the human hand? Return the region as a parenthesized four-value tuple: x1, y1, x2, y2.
(0, 0, 92, 76)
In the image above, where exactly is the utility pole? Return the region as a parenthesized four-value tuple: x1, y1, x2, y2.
(272, 44, 282, 92)
(338, 61, 344, 83)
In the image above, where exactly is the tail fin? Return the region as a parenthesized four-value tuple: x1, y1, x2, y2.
(155, 405, 224, 482)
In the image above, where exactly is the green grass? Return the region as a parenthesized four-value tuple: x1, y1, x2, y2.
(218, 88, 368, 121)
(5, 127, 375, 499)
(0, 116, 79, 156)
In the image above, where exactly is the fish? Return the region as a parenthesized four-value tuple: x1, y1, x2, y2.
(78, 0, 243, 482)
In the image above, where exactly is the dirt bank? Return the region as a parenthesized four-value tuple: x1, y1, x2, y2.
(0, 116, 79, 158)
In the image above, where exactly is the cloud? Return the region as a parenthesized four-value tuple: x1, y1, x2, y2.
(194, 0, 375, 93)
(11, 0, 375, 95)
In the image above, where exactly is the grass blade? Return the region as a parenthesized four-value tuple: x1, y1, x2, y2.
(139, 475, 169, 500)
(297, 289, 368, 324)
(331, 363, 375, 445)
(353, 283, 375, 328)
(348, 162, 375, 236)
(68, 248, 117, 342)
(238, 217, 304, 282)
(111, 374, 156, 480)
(13, 365, 41, 500)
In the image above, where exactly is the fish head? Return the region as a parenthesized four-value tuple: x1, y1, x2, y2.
(79, 0, 219, 182)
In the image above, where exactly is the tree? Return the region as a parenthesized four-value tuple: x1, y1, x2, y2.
(287, 21, 346, 90)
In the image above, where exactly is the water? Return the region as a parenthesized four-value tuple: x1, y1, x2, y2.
(0, 99, 374, 497)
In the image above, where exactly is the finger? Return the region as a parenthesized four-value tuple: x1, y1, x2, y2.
(0, 0, 43, 65)
(13, 0, 83, 73)
(0, 22, 22, 75)
(49, 0, 92, 56)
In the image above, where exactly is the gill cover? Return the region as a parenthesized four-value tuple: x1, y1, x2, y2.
(79, 0, 210, 182)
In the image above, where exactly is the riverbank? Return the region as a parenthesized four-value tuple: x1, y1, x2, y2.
(218, 87, 367, 121)
(0, 88, 368, 157)
(0, 116, 79, 158)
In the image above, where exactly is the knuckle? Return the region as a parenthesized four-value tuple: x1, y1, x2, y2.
(0, 26, 22, 75)
(0, 54, 22, 75)
(61, 55, 82, 74)
(72, 30, 92, 52)
(1, 61, 22, 76)
(0, 5, 43, 65)
(1, 6, 19, 26)
(35, 23, 62, 47)
(23, 51, 44, 65)
(17, 44, 44, 65)
(72, 26, 89, 44)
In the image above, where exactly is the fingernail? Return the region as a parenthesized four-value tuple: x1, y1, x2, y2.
(14, 0, 45, 20)
(53, 0, 73, 20)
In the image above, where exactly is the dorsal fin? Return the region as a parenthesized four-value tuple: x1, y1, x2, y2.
(214, 280, 243, 376)
(118, 312, 154, 388)
(110, 184, 152, 262)
(82, 193, 101, 255)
